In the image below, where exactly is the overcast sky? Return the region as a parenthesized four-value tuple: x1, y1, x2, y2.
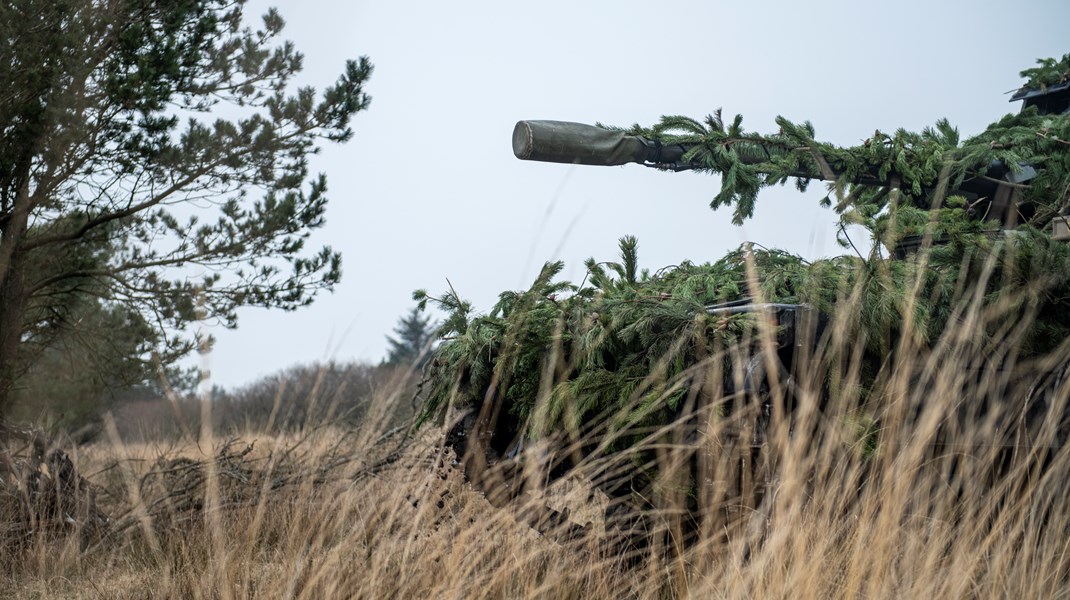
(203, 0, 1070, 389)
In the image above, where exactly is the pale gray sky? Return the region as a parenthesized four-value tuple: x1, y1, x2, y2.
(204, 0, 1070, 388)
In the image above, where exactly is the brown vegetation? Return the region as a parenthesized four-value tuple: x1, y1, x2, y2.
(1, 283, 1069, 598)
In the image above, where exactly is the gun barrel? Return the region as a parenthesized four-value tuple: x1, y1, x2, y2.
(511, 121, 1026, 225)
(512, 120, 655, 166)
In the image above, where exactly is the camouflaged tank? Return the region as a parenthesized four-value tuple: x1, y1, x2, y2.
(421, 62, 1070, 546)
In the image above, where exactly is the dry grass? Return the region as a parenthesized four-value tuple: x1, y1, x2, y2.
(3, 384, 1068, 598)
(3, 267, 1070, 598)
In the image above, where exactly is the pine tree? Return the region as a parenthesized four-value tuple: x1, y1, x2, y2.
(385, 307, 436, 368)
(0, 0, 373, 420)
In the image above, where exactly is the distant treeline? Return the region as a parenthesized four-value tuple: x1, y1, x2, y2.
(11, 361, 420, 444)
(110, 362, 420, 443)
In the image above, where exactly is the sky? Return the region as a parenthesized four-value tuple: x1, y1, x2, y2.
(203, 0, 1070, 389)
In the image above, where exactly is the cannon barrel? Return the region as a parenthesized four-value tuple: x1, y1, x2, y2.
(512, 120, 691, 167)
(512, 119, 835, 175)
(512, 120, 651, 166)
(513, 120, 1038, 229)
(512, 119, 1024, 183)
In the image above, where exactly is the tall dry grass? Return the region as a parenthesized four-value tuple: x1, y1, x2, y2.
(3, 253, 1070, 599)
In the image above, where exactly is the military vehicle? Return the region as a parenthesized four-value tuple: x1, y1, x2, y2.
(418, 56, 1070, 546)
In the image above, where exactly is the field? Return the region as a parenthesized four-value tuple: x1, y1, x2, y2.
(3, 324, 1069, 600)
(2, 4, 1066, 597)
(4, 254, 1070, 599)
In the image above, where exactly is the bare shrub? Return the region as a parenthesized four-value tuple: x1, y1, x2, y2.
(108, 361, 420, 443)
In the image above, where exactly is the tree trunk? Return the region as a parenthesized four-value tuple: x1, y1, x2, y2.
(0, 176, 32, 422)
(0, 255, 27, 421)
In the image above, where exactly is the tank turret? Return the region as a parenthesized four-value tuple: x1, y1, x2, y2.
(420, 54, 1070, 551)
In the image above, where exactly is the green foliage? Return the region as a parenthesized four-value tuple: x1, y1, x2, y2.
(622, 79, 1069, 233)
(385, 307, 437, 367)
(1019, 53, 1070, 90)
(6, 215, 193, 429)
(9, 301, 185, 432)
(0, 0, 373, 416)
(418, 227, 1070, 443)
(416, 53, 1070, 461)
